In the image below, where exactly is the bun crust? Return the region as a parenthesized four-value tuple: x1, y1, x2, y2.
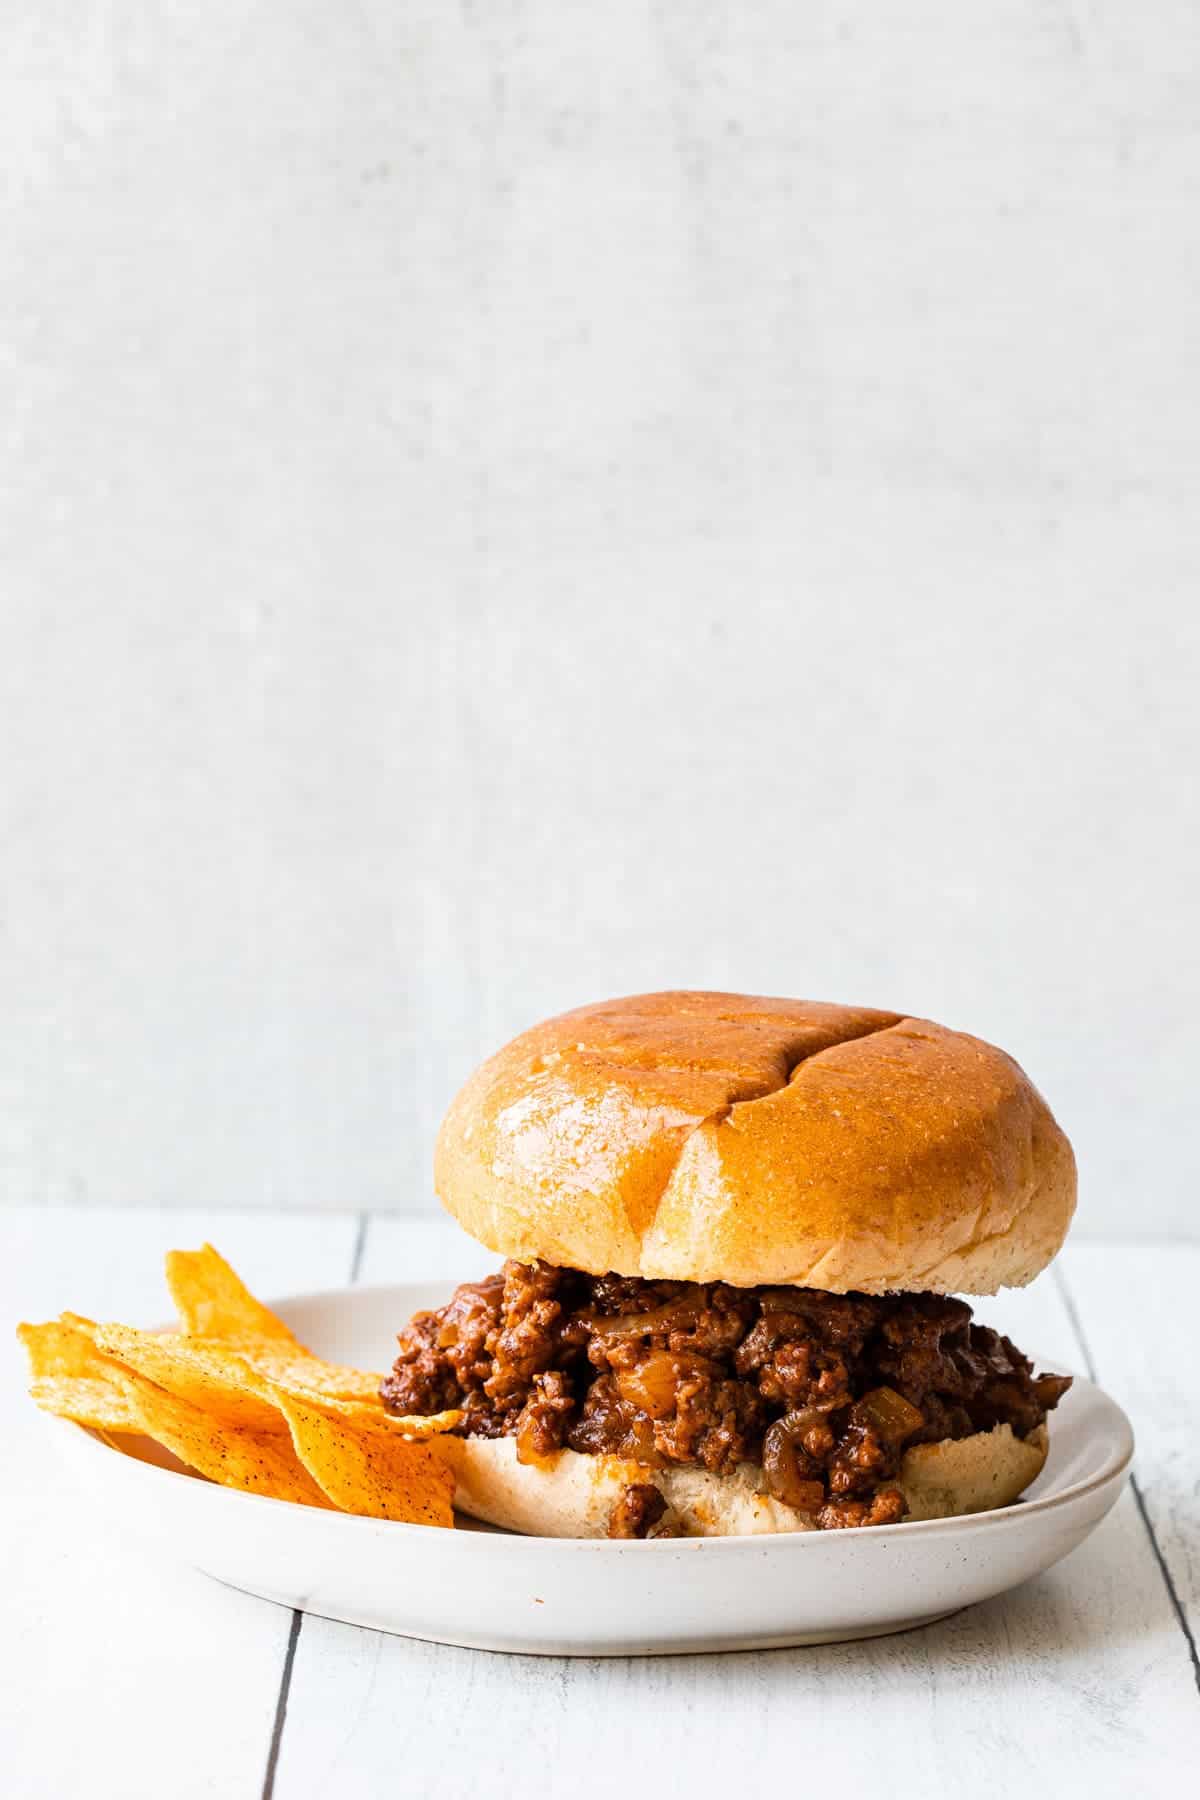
(433, 1424, 1049, 1538)
(434, 991, 1075, 1294)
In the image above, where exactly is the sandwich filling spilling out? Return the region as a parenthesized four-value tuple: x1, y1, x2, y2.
(382, 1261, 1072, 1535)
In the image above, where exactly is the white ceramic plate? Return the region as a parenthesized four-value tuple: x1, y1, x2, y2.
(46, 1281, 1134, 1656)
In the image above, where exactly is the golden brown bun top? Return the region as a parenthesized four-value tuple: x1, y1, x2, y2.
(434, 991, 1076, 1294)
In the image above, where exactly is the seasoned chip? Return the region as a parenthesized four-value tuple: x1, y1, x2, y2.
(20, 1247, 462, 1528)
(263, 1388, 463, 1439)
(89, 1322, 451, 1437)
(165, 1244, 300, 1343)
(91, 1324, 285, 1433)
(19, 1318, 141, 1432)
(163, 1244, 386, 1404)
(269, 1388, 456, 1527)
(115, 1367, 334, 1507)
(357, 1406, 463, 1440)
(18, 1317, 112, 1382)
(28, 1376, 140, 1434)
(221, 1343, 384, 1406)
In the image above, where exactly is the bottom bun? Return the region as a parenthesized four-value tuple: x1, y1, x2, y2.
(431, 1423, 1049, 1538)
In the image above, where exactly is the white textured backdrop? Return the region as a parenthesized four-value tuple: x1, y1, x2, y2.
(3, 4, 1198, 1234)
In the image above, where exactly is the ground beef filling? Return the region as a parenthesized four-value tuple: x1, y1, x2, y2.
(606, 1482, 672, 1540)
(381, 1262, 1071, 1534)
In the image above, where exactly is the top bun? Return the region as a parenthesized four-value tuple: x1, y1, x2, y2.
(434, 992, 1076, 1295)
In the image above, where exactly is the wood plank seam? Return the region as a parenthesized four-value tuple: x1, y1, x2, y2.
(260, 1207, 372, 1797)
(261, 1611, 302, 1800)
(1052, 1260, 1200, 1701)
(350, 1212, 369, 1284)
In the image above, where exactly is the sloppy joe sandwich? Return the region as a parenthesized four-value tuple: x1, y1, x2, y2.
(384, 992, 1077, 1538)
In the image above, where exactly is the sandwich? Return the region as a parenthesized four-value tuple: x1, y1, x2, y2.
(384, 992, 1076, 1538)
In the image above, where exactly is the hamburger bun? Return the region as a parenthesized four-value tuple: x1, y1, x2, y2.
(435, 991, 1076, 1295)
(432, 1424, 1049, 1538)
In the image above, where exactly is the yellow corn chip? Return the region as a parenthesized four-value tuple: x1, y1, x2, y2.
(257, 1386, 463, 1438)
(89, 1323, 450, 1435)
(219, 1342, 384, 1407)
(115, 1367, 334, 1507)
(164, 1244, 385, 1402)
(29, 1376, 141, 1434)
(21, 1247, 463, 1527)
(268, 1388, 456, 1527)
(346, 1405, 463, 1439)
(90, 1323, 286, 1433)
(164, 1244, 301, 1343)
(18, 1317, 110, 1380)
(19, 1318, 141, 1434)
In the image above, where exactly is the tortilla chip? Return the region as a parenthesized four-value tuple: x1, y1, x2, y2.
(20, 1316, 106, 1377)
(221, 1343, 384, 1407)
(55, 1317, 105, 1346)
(89, 1322, 451, 1437)
(91, 1323, 286, 1433)
(19, 1317, 141, 1433)
(269, 1388, 456, 1527)
(164, 1244, 300, 1344)
(259, 1387, 463, 1439)
(164, 1244, 385, 1403)
(359, 1406, 463, 1440)
(115, 1367, 334, 1507)
(29, 1376, 141, 1434)
(20, 1248, 462, 1527)
(99, 1321, 389, 1414)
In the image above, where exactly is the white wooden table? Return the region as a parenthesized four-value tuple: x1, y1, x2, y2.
(3, 1207, 1196, 1798)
